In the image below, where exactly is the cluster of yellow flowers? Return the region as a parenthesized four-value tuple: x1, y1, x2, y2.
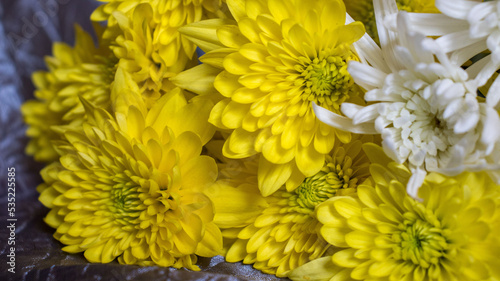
(22, 0, 500, 280)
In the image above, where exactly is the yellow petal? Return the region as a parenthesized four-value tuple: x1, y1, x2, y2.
(295, 143, 324, 177)
(178, 19, 235, 52)
(207, 181, 268, 228)
(217, 25, 250, 48)
(223, 128, 257, 158)
(226, 0, 247, 21)
(196, 223, 223, 257)
(222, 101, 251, 128)
(258, 158, 292, 197)
(288, 256, 339, 281)
(171, 64, 220, 96)
(181, 156, 218, 191)
(226, 239, 248, 262)
(320, 225, 349, 247)
(320, 0, 345, 30)
(335, 21, 365, 46)
(262, 134, 295, 164)
(84, 243, 106, 263)
(332, 248, 363, 268)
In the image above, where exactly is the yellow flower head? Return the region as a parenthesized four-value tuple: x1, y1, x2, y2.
(207, 136, 372, 277)
(290, 158, 500, 281)
(37, 86, 222, 270)
(344, 0, 438, 43)
(91, 0, 224, 76)
(176, 0, 366, 196)
(21, 25, 116, 162)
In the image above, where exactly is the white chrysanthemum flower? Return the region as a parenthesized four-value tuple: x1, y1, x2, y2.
(314, 0, 500, 198)
(406, 0, 500, 107)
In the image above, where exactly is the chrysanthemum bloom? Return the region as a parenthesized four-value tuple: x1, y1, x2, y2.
(404, 0, 500, 108)
(21, 26, 115, 162)
(344, 0, 438, 44)
(289, 159, 500, 281)
(175, 0, 369, 196)
(206, 136, 374, 277)
(314, 0, 500, 198)
(37, 87, 222, 269)
(91, 0, 224, 80)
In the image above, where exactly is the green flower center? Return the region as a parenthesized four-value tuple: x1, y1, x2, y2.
(110, 179, 142, 224)
(296, 52, 353, 111)
(291, 155, 357, 211)
(394, 217, 449, 268)
(295, 172, 338, 210)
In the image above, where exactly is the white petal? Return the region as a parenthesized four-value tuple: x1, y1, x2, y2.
(435, 0, 478, 20)
(347, 62, 387, 91)
(409, 148, 426, 167)
(312, 103, 378, 134)
(465, 53, 492, 80)
(443, 145, 467, 173)
(454, 113, 479, 134)
(481, 105, 500, 150)
(351, 104, 381, 125)
(467, 2, 496, 29)
(364, 89, 398, 102)
(407, 166, 427, 201)
(473, 58, 500, 87)
(450, 40, 488, 66)
(487, 170, 500, 184)
(451, 94, 479, 134)
(407, 13, 469, 36)
(340, 103, 364, 119)
(435, 30, 483, 54)
(375, 115, 392, 132)
(374, 0, 404, 71)
(397, 13, 435, 64)
(381, 130, 405, 163)
(486, 72, 500, 108)
(486, 32, 500, 62)
(348, 12, 391, 73)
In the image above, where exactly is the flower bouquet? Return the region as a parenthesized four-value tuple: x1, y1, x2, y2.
(21, 0, 500, 280)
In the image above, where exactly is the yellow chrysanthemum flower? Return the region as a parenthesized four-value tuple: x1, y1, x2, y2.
(175, 0, 366, 196)
(106, 3, 183, 108)
(344, 0, 438, 43)
(290, 155, 500, 281)
(207, 136, 373, 277)
(91, 0, 224, 77)
(37, 86, 222, 270)
(21, 25, 115, 162)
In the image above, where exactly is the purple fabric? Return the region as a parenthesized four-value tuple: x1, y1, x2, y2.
(0, 1, 289, 280)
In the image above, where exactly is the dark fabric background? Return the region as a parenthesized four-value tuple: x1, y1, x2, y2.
(0, 1, 289, 280)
